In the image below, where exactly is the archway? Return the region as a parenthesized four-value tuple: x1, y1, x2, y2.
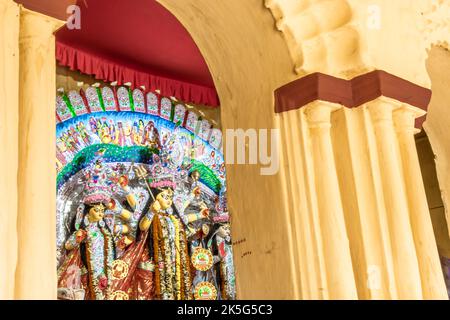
(51, 0, 300, 300)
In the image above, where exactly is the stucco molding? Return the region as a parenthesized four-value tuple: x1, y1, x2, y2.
(274, 70, 431, 128)
(265, 0, 365, 78)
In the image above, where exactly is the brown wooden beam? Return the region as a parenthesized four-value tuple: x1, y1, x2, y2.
(15, 0, 77, 21)
(275, 70, 431, 113)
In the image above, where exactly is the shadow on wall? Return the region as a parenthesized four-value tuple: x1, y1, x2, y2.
(417, 46, 450, 295)
(424, 45, 450, 240)
(416, 131, 450, 296)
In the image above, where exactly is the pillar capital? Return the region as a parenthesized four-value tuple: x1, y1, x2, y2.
(304, 101, 341, 129)
(393, 106, 426, 135)
(19, 6, 65, 44)
(366, 97, 403, 126)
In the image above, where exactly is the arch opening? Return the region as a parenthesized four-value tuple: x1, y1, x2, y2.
(54, 0, 239, 301)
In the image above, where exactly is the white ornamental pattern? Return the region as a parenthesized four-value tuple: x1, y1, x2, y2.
(146, 92, 159, 115)
(85, 87, 103, 113)
(102, 87, 117, 111)
(117, 87, 132, 111)
(68, 90, 88, 116)
(133, 89, 146, 113)
(160, 97, 172, 120)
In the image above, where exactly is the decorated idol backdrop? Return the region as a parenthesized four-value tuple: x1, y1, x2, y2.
(56, 85, 235, 300)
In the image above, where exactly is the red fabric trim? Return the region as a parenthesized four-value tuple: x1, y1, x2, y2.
(56, 42, 220, 107)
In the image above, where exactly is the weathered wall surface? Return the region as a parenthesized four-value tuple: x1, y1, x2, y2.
(425, 45, 450, 239)
(416, 132, 450, 258)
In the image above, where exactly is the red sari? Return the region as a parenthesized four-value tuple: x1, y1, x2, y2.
(109, 231, 155, 300)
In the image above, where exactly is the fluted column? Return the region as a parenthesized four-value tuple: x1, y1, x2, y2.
(15, 7, 64, 299)
(394, 106, 448, 299)
(305, 101, 358, 299)
(277, 109, 328, 299)
(331, 107, 395, 299)
(367, 99, 423, 299)
(0, 0, 19, 300)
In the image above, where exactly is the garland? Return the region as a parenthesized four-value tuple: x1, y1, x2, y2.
(85, 233, 98, 299)
(153, 214, 162, 299)
(161, 217, 174, 299)
(170, 215, 182, 300)
(180, 229, 193, 299)
(100, 225, 114, 300)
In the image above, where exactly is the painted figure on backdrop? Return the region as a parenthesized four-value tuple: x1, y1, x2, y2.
(89, 117, 98, 136)
(109, 120, 117, 144)
(77, 121, 91, 146)
(143, 121, 160, 149)
(101, 123, 112, 144)
(139, 120, 145, 145)
(117, 122, 126, 146)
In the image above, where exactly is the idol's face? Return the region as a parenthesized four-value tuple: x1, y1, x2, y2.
(88, 204, 105, 222)
(217, 224, 231, 239)
(156, 190, 173, 210)
(202, 224, 210, 236)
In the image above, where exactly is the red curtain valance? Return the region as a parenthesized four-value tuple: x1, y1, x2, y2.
(56, 41, 220, 107)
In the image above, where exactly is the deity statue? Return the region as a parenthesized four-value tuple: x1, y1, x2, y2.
(191, 186, 236, 300)
(57, 170, 116, 300)
(212, 187, 236, 299)
(207, 223, 235, 300)
(56, 106, 236, 300)
(109, 186, 191, 300)
(57, 160, 144, 300)
(142, 187, 199, 300)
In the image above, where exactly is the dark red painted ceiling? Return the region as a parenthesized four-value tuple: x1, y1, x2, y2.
(17, 0, 218, 106)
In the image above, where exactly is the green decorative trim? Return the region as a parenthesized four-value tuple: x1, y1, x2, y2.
(96, 87, 106, 112)
(170, 101, 175, 122)
(62, 94, 77, 117)
(128, 88, 135, 112)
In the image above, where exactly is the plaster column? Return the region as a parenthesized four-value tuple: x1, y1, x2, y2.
(277, 109, 327, 299)
(331, 107, 394, 299)
(0, 0, 19, 300)
(367, 99, 423, 299)
(14, 7, 64, 299)
(305, 101, 358, 299)
(394, 106, 448, 299)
